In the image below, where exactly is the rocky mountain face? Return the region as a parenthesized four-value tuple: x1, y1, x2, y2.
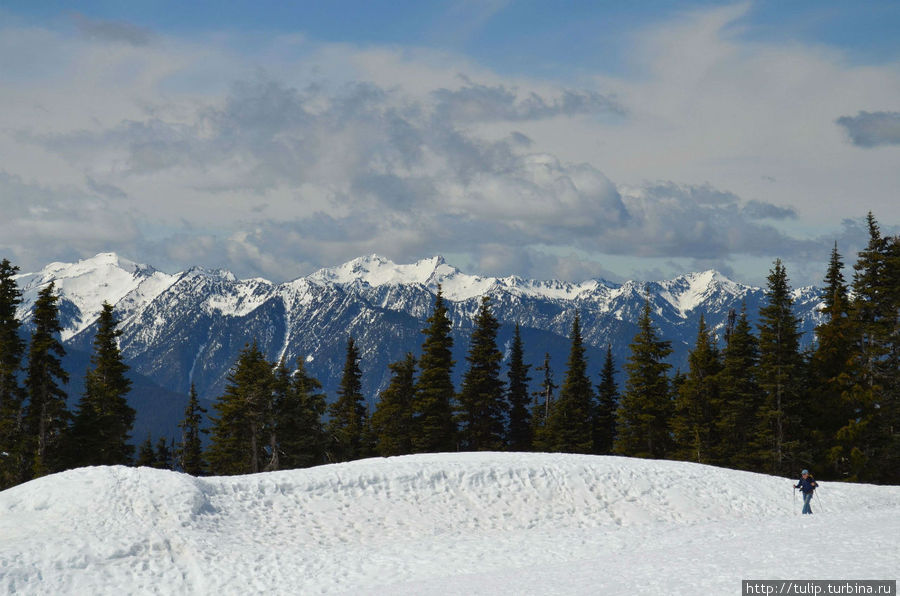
(14, 253, 824, 438)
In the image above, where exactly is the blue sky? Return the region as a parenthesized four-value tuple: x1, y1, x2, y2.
(1, 1, 899, 285)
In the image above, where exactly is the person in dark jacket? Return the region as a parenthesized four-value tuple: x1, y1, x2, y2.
(794, 469, 818, 514)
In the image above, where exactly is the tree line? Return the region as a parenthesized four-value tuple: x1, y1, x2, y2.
(1, 212, 897, 488)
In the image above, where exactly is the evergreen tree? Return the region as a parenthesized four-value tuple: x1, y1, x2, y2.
(809, 244, 857, 478)
(457, 297, 506, 451)
(755, 259, 804, 475)
(530, 353, 557, 451)
(593, 346, 618, 455)
(69, 302, 135, 467)
(371, 353, 416, 456)
(177, 384, 207, 475)
(136, 433, 157, 467)
(328, 337, 366, 462)
(506, 324, 532, 452)
(713, 307, 761, 469)
(207, 342, 273, 475)
(154, 437, 173, 470)
(838, 213, 899, 482)
(276, 358, 327, 469)
(615, 297, 673, 459)
(24, 282, 70, 478)
(671, 315, 721, 463)
(411, 287, 457, 453)
(545, 313, 595, 453)
(0, 259, 26, 488)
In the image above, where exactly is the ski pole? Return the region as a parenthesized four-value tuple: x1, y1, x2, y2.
(815, 487, 825, 514)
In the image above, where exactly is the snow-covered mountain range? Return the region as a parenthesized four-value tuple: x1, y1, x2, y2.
(14, 253, 823, 438)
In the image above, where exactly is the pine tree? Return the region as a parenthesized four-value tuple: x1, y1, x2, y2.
(411, 287, 457, 453)
(506, 324, 532, 452)
(713, 306, 761, 469)
(68, 302, 135, 467)
(371, 353, 417, 456)
(671, 315, 721, 463)
(545, 313, 595, 453)
(530, 353, 557, 451)
(755, 259, 804, 475)
(593, 346, 618, 455)
(207, 341, 273, 475)
(276, 358, 327, 469)
(809, 244, 857, 478)
(136, 433, 157, 467)
(0, 259, 26, 488)
(615, 297, 673, 459)
(457, 297, 507, 451)
(839, 213, 899, 483)
(154, 437, 173, 470)
(328, 337, 366, 462)
(24, 282, 70, 478)
(177, 384, 207, 475)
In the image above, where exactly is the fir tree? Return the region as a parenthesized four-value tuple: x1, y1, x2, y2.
(136, 433, 157, 467)
(506, 324, 532, 452)
(154, 437, 173, 469)
(755, 259, 804, 475)
(457, 297, 506, 451)
(809, 244, 857, 478)
(371, 353, 416, 456)
(615, 297, 673, 459)
(68, 302, 135, 467)
(207, 342, 273, 475)
(671, 315, 721, 463)
(177, 384, 207, 475)
(593, 346, 618, 455)
(713, 306, 761, 469)
(0, 259, 26, 488)
(276, 358, 327, 469)
(411, 287, 457, 453)
(530, 353, 557, 451)
(328, 337, 366, 462)
(545, 313, 595, 453)
(24, 282, 70, 478)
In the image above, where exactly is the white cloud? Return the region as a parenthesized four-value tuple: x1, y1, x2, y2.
(1, 7, 898, 285)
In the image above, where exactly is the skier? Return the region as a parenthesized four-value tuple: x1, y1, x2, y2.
(794, 469, 818, 514)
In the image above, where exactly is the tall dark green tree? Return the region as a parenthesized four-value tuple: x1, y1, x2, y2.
(328, 337, 366, 462)
(809, 244, 857, 477)
(24, 282, 70, 478)
(371, 353, 417, 456)
(69, 302, 135, 467)
(615, 297, 673, 459)
(506, 324, 532, 452)
(838, 213, 900, 482)
(177, 383, 207, 475)
(457, 297, 506, 451)
(755, 259, 804, 475)
(0, 259, 26, 488)
(276, 358, 327, 469)
(411, 287, 457, 453)
(207, 341, 272, 475)
(530, 353, 557, 451)
(671, 315, 721, 463)
(544, 313, 595, 453)
(593, 346, 618, 455)
(713, 306, 761, 469)
(136, 433, 157, 467)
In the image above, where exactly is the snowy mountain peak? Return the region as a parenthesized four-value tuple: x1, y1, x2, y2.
(307, 254, 463, 290)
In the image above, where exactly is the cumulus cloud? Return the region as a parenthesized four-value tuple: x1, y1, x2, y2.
(836, 111, 900, 148)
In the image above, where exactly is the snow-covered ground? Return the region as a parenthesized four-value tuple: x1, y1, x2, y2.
(1, 453, 898, 595)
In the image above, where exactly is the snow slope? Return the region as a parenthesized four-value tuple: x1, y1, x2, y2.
(1, 453, 898, 595)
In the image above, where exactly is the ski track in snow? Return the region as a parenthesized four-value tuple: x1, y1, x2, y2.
(1, 453, 898, 595)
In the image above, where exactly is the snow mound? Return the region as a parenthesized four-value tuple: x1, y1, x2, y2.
(2, 453, 898, 595)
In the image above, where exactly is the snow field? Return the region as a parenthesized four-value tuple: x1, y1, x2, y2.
(1, 452, 898, 594)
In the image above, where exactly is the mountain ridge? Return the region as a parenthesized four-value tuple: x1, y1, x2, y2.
(11, 252, 823, 439)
